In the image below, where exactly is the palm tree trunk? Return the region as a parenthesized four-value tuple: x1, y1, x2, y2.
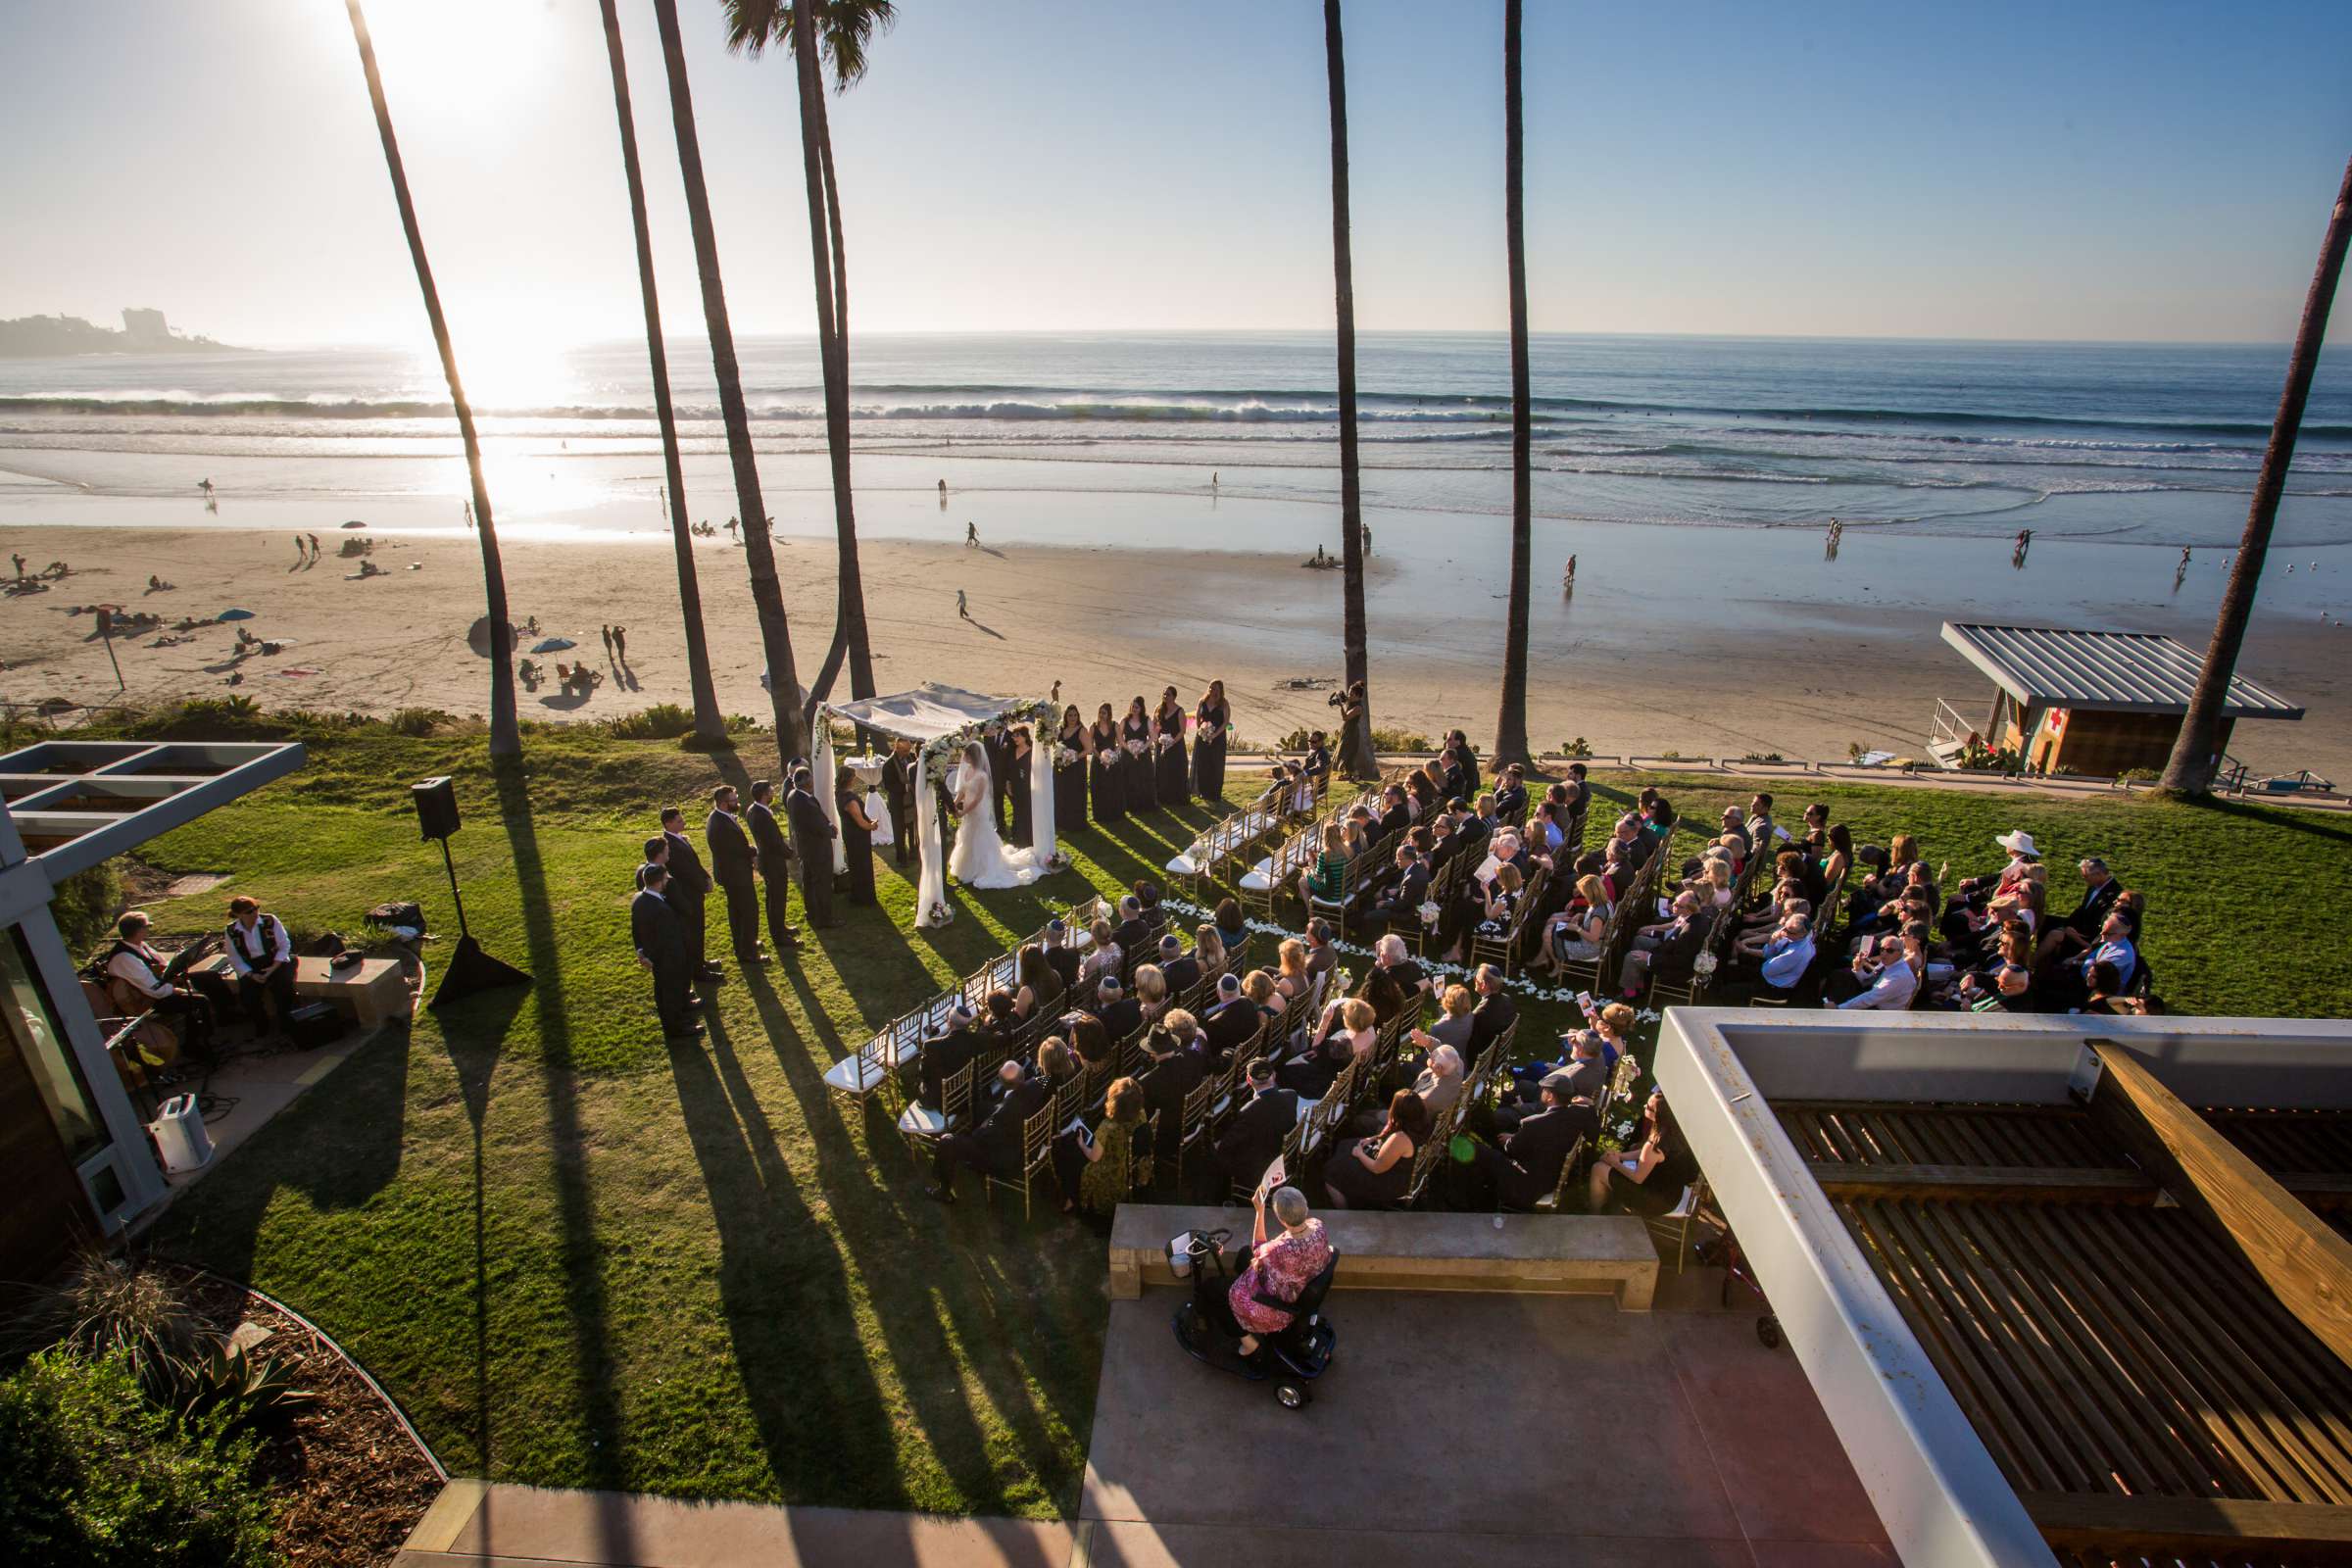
(792, 6, 876, 706)
(600, 0, 721, 743)
(1493, 0, 1534, 766)
(343, 0, 518, 758)
(1325, 0, 1376, 780)
(2160, 152, 2352, 794)
(652, 0, 806, 762)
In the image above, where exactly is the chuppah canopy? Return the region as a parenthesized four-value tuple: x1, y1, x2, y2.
(820, 684, 1063, 928)
(830, 684, 1036, 742)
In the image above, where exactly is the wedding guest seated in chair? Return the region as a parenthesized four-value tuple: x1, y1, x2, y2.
(1589, 1091, 1698, 1217)
(923, 1059, 1048, 1203)
(1324, 1090, 1429, 1209)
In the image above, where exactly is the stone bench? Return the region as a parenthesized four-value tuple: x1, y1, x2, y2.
(1107, 1203, 1659, 1311)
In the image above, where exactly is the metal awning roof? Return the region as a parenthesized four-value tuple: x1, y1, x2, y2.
(1940, 623, 2304, 720)
(0, 740, 305, 877)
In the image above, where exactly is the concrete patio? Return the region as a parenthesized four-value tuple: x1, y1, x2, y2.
(1079, 1288, 1893, 1567)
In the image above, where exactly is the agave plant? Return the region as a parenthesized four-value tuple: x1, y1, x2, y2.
(172, 1340, 317, 1433)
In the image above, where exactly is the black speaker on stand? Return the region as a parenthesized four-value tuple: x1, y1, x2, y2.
(413, 776, 532, 1008)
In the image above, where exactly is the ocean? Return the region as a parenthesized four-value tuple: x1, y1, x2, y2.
(2, 331, 2349, 548)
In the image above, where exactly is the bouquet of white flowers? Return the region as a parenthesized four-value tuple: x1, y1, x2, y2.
(1123, 737, 1147, 758)
(1055, 745, 1079, 768)
(1417, 900, 1441, 928)
(1154, 732, 1175, 754)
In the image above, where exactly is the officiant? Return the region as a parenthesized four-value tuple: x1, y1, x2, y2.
(882, 736, 918, 867)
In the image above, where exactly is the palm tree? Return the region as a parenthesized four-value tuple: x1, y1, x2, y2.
(651, 0, 807, 760)
(1324, 0, 1376, 780)
(2160, 153, 2352, 795)
(341, 0, 519, 757)
(722, 0, 892, 713)
(1492, 0, 1534, 766)
(599, 0, 722, 744)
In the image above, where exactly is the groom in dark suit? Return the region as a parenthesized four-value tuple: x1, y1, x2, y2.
(984, 721, 1013, 833)
(881, 736, 918, 867)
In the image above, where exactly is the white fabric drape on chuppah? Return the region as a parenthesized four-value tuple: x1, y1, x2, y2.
(915, 751, 950, 926)
(1030, 722, 1056, 864)
(813, 721, 846, 874)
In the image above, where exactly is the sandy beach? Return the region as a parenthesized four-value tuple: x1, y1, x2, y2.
(2, 519, 2343, 784)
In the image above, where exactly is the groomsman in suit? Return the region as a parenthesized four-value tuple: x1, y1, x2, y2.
(881, 736, 918, 867)
(659, 807, 719, 984)
(706, 786, 766, 964)
(746, 780, 800, 954)
(631, 864, 702, 1042)
(786, 766, 839, 930)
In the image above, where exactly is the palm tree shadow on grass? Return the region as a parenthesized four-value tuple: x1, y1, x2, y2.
(742, 966, 1078, 1523)
(490, 763, 627, 1494)
(669, 1005, 906, 1509)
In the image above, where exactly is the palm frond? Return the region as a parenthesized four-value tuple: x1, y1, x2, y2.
(716, 0, 894, 90)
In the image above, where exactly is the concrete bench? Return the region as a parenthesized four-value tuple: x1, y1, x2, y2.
(1107, 1203, 1659, 1311)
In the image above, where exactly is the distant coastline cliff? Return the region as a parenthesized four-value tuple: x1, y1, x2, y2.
(0, 309, 244, 358)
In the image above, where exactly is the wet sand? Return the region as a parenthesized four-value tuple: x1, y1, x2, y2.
(1, 519, 2342, 783)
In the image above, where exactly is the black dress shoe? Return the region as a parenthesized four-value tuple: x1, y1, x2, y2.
(699, 962, 725, 982)
(739, 950, 770, 965)
(665, 1022, 707, 1042)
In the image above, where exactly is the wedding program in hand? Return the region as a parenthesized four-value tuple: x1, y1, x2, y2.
(947, 741, 1043, 888)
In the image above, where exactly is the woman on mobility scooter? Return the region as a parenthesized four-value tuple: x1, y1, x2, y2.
(1212, 1186, 1332, 1355)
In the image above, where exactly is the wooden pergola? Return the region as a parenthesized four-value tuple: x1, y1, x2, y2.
(1785, 1046, 2352, 1564)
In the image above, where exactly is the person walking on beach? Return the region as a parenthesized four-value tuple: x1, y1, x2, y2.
(2176, 545, 2192, 591)
(612, 625, 628, 663)
(1361, 521, 1372, 556)
(1563, 553, 1577, 590)
(464, 500, 475, 529)
(307, 532, 321, 562)
(198, 477, 214, 498)
(957, 589, 971, 620)
(602, 624, 614, 662)
(966, 520, 980, 548)
(293, 534, 307, 565)
(9, 554, 23, 581)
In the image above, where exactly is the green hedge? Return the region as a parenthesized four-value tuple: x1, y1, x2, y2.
(0, 1347, 278, 1568)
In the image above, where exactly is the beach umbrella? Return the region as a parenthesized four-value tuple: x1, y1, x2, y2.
(341, 519, 367, 529)
(217, 608, 256, 621)
(531, 637, 575, 654)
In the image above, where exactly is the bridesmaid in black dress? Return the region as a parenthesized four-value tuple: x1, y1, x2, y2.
(1153, 685, 1190, 807)
(1194, 678, 1230, 805)
(1054, 704, 1090, 830)
(1122, 697, 1158, 813)
(1089, 704, 1125, 823)
(1007, 726, 1035, 847)
(835, 764, 877, 906)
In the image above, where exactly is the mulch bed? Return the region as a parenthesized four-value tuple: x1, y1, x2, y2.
(176, 1265, 442, 1568)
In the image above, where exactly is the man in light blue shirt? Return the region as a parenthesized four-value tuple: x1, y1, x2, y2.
(2079, 907, 2136, 994)
(1759, 913, 1815, 993)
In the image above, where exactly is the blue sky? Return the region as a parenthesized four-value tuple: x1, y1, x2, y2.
(1, 0, 2346, 348)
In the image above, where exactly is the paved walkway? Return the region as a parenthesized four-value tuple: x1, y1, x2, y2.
(395, 1482, 1076, 1568)
(399, 1288, 1891, 1568)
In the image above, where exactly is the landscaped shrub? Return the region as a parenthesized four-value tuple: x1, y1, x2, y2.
(607, 703, 698, 741)
(0, 1347, 279, 1568)
(48, 862, 122, 954)
(384, 707, 453, 737)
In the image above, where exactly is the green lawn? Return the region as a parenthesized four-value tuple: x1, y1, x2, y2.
(126, 719, 2349, 1516)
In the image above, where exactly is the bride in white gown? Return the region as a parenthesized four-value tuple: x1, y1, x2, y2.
(947, 740, 1042, 889)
